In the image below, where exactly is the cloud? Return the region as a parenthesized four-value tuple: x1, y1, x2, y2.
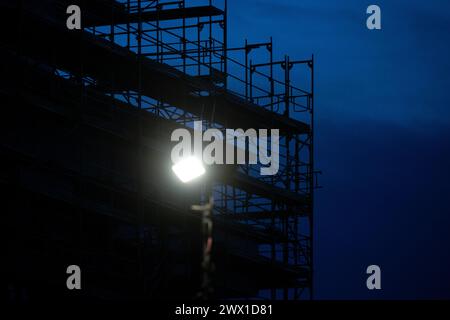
(315, 117, 450, 299)
(230, 0, 450, 127)
(228, 0, 450, 298)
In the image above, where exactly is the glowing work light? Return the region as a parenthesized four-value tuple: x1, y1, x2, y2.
(172, 156, 206, 183)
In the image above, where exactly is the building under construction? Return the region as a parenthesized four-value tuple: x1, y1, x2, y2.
(2, 0, 317, 301)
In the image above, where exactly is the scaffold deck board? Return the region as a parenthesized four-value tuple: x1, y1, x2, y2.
(85, 6, 225, 26)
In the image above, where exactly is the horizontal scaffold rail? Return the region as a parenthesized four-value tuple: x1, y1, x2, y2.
(85, 5, 225, 26)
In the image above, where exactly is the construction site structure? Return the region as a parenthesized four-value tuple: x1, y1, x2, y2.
(2, 0, 318, 300)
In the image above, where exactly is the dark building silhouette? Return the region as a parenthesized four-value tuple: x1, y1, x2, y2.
(2, 0, 316, 301)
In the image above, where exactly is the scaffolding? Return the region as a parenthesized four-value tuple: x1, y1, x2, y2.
(2, 0, 318, 300)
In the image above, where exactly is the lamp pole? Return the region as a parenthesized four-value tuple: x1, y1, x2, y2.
(191, 195, 214, 300)
(171, 155, 212, 298)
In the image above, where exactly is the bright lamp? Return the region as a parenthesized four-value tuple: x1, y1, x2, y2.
(172, 156, 206, 183)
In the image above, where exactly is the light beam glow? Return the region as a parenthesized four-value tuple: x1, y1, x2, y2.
(172, 156, 206, 183)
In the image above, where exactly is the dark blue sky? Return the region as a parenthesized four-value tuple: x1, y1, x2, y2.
(228, 0, 450, 299)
